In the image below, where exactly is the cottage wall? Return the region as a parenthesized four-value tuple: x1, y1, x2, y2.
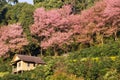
(21, 61, 35, 71)
(15, 61, 36, 72)
(16, 61, 22, 72)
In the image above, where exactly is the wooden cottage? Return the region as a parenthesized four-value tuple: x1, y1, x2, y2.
(11, 54, 45, 74)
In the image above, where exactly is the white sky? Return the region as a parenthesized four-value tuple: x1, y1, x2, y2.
(19, 0, 33, 4)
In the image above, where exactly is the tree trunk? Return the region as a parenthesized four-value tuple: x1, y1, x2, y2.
(40, 48, 43, 56)
(114, 32, 117, 41)
(96, 32, 104, 45)
(54, 46, 58, 56)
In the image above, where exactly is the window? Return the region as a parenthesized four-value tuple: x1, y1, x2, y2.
(27, 63, 30, 67)
(33, 63, 35, 67)
(18, 62, 21, 67)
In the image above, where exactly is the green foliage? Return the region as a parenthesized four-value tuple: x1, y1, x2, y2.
(34, 0, 99, 13)
(0, 72, 9, 77)
(35, 0, 63, 10)
(68, 41, 120, 58)
(33, 0, 44, 4)
(0, 4, 10, 25)
(49, 72, 78, 80)
(0, 58, 12, 72)
(22, 42, 40, 56)
(2, 74, 34, 80)
(0, 0, 7, 8)
(103, 69, 119, 80)
(67, 55, 120, 80)
(66, 41, 120, 79)
(6, 3, 35, 40)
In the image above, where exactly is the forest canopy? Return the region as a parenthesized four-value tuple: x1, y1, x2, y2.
(0, 0, 120, 56)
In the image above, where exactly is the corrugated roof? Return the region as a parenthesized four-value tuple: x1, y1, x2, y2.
(17, 54, 45, 64)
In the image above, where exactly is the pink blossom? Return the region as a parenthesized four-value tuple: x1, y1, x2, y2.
(30, 0, 120, 49)
(0, 24, 28, 56)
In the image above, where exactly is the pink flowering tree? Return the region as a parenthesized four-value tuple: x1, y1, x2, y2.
(102, 0, 120, 39)
(30, 0, 120, 55)
(30, 5, 81, 55)
(0, 24, 28, 57)
(78, 0, 120, 45)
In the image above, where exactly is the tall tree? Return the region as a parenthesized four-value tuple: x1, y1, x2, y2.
(0, 0, 7, 6)
(33, 0, 44, 4)
(30, 5, 75, 55)
(0, 24, 28, 57)
(0, 0, 8, 25)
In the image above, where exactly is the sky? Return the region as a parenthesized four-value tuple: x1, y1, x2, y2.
(19, 0, 33, 4)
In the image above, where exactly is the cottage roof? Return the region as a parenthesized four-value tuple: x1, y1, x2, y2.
(12, 54, 45, 64)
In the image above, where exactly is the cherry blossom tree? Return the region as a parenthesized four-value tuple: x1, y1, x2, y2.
(0, 24, 28, 57)
(30, 0, 120, 55)
(79, 0, 120, 44)
(30, 5, 75, 55)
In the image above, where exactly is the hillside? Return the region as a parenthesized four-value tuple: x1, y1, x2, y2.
(0, 0, 120, 80)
